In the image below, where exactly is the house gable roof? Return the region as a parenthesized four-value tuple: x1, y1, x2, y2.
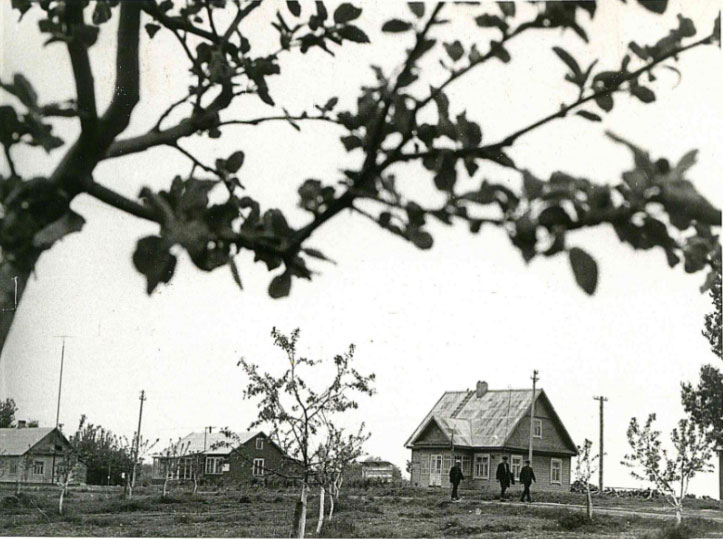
(405, 388, 576, 454)
(157, 430, 265, 457)
(0, 427, 65, 456)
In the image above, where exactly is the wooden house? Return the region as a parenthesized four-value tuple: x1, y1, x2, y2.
(152, 430, 293, 484)
(360, 458, 395, 482)
(405, 381, 577, 492)
(0, 426, 87, 485)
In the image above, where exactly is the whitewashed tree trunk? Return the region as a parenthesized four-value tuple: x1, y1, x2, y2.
(316, 486, 325, 534)
(328, 491, 335, 522)
(294, 482, 308, 539)
(58, 485, 66, 515)
(192, 472, 198, 496)
(162, 476, 169, 498)
(674, 504, 682, 526)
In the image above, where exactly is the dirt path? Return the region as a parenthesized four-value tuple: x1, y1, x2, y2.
(475, 499, 723, 524)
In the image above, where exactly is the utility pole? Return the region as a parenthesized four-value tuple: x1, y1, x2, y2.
(528, 370, 539, 462)
(131, 390, 146, 488)
(593, 396, 608, 492)
(52, 335, 72, 483)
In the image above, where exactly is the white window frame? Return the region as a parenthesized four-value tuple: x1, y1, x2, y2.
(252, 458, 265, 476)
(421, 454, 430, 473)
(511, 455, 523, 481)
(533, 419, 542, 438)
(550, 458, 562, 484)
(431, 454, 443, 474)
(32, 461, 44, 476)
(474, 453, 490, 479)
(255, 438, 264, 450)
(461, 455, 471, 475)
(9, 459, 18, 474)
(205, 456, 222, 475)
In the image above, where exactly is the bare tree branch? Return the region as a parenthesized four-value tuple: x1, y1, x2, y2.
(65, 3, 98, 135)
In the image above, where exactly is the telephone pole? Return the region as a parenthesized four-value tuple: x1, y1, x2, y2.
(528, 370, 539, 462)
(593, 396, 608, 491)
(131, 390, 146, 488)
(52, 335, 72, 482)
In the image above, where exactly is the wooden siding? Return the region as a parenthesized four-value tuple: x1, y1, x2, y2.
(414, 420, 449, 446)
(506, 397, 575, 455)
(410, 448, 571, 492)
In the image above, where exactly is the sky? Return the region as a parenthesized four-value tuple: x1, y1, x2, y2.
(1, 2, 721, 497)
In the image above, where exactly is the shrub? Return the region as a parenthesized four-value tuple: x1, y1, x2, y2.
(557, 511, 591, 531)
(1, 496, 19, 508)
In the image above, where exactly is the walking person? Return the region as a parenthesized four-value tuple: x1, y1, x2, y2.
(519, 459, 536, 503)
(449, 460, 464, 501)
(496, 456, 514, 499)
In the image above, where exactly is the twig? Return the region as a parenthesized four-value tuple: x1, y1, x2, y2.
(85, 182, 161, 224)
(3, 145, 17, 177)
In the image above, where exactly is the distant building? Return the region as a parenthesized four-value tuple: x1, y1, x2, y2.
(360, 458, 395, 482)
(0, 425, 87, 485)
(152, 430, 294, 484)
(405, 381, 577, 491)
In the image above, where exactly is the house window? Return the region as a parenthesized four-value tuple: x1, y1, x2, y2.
(551, 458, 562, 484)
(461, 455, 471, 475)
(533, 419, 542, 438)
(252, 458, 264, 476)
(205, 457, 222, 475)
(442, 455, 451, 473)
(256, 438, 264, 450)
(511, 455, 522, 481)
(421, 454, 430, 473)
(474, 454, 490, 479)
(431, 455, 443, 474)
(181, 458, 194, 479)
(32, 461, 44, 476)
(9, 460, 18, 474)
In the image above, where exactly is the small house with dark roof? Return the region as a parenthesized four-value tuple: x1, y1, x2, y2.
(405, 381, 577, 491)
(360, 457, 396, 482)
(0, 426, 86, 485)
(152, 430, 293, 484)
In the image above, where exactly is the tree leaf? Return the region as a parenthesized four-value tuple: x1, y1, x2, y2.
(576, 110, 602, 122)
(132, 236, 177, 294)
(569, 247, 598, 295)
(409, 228, 433, 250)
(269, 272, 292, 299)
(408, 2, 425, 18)
(229, 259, 243, 290)
(12, 74, 38, 109)
(631, 85, 656, 103)
(339, 25, 369, 43)
(497, 2, 516, 17)
(382, 19, 412, 33)
(595, 94, 614, 112)
(32, 210, 85, 249)
(302, 247, 336, 264)
(287, 1, 301, 17)
(474, 14, 508, 34)
(225, 151, 245, 173)
(334, 3, 362, 24)
(92, 2, 112, 25)
(145, 23, 161, 39)
(637, 0, 668, 14)
(443, 41, 464, 62)
(552, 46, 582, 78)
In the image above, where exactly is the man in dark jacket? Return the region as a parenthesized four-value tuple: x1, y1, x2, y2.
(519, 460, 536, 502)
(449, 460, 464, 500)
(495, 456, 514, 499)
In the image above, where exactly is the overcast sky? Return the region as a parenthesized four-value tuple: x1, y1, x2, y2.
(1, 1, 721, 496)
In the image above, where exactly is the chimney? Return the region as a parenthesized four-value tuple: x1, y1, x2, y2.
(17, 420, 27, 429)
(476, 381, 488, 398)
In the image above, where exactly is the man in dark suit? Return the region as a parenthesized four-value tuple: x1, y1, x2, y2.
(519, 459, 536, 502)
(449, 460, 464, 501)
(496, 456, 514, 499)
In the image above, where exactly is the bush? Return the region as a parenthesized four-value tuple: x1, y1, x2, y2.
(557, 511, 591, 531)
(1, 496, 19, 508)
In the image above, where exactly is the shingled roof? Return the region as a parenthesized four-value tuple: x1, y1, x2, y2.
(404, 386, 576, 453)
(0, 427, 59, 456)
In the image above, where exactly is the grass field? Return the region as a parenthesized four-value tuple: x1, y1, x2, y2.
(1, 484, 721, 538)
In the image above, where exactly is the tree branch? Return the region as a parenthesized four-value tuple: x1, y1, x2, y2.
(85, 182, 161, 223)
(65, 3, 98, 134)
(98, 1, 142, 144)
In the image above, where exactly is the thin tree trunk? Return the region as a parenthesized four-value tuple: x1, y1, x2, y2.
(162, 477, 169, 498)
(293, 482, 308, 539)
(316, 486, 325, 534)
(328, 490, 335, 522)
(585, 484, 593, 519)
(58, 483, 67, 515)
(192, 473, 198, 496)
(674, 504, 682, 526)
